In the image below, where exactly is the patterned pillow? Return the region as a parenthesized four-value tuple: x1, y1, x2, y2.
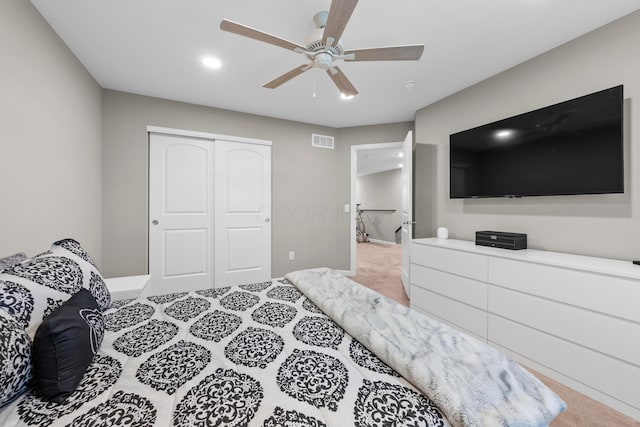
(33, 289, 104, 403)
(0, 252, 27, 272)
(50, 239, 110, 311)
(0, 239, 110, 339)
(0, 310, 32, 408)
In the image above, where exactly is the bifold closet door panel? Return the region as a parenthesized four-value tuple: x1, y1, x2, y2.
(148, 133, 215, 295)
(214, 140, 272, 286)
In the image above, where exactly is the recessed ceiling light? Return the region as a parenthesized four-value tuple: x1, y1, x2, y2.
(397, 152, 404, 158)
(202, 56, 222, 69)
(495, 129, 513, 140)
(340, 93, 354, 100)
(398, 163, 403, 168)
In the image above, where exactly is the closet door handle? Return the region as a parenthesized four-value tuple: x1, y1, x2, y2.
(152, 220, 159, 225)
(265, 218, 271, 223)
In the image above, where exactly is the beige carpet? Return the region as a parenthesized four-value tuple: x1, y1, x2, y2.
(349, 242, 408, 306)
(348, 242, 639, 427)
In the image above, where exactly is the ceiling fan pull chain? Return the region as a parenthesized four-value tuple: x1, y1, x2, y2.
(312, 67, 317, 98)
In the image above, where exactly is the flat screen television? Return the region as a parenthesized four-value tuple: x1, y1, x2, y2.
(449, 85, 623, 198)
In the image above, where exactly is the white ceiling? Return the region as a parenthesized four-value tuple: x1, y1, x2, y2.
(357, 148, 404, 177)
(31, 0, 640, 128)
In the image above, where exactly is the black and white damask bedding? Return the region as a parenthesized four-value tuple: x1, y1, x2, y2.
(0, 278, 450, 427)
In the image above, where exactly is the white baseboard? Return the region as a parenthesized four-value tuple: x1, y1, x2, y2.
(366, 238, 397, 246)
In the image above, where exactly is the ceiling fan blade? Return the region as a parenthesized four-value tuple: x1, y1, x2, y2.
(263, 64, 312, 89)
(322, 0, 359, 47)
(344, 45, 425, 61)
(326, 66, 358, 96)
(220, 19, 307, 52)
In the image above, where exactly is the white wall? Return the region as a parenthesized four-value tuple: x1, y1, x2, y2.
(415, 10, 640, 262)
(0, 0, 102, 263)
(356, 169, 403, 243)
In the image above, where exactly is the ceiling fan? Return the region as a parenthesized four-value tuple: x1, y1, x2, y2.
(220, 0, 424, 97)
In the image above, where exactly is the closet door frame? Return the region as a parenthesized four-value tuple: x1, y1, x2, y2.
(147, 126, 272, 294)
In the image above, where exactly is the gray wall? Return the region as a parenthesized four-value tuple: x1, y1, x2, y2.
(0, 0, 103, 262)
(414, 10, 640, 261)
(102, 90, 412, 278)
(102, 90, 339, 278)
(356, 169, 402, 243)
(414, 144, 437, 238)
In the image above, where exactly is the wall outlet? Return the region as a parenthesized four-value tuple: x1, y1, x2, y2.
(288, 251, 295, 261)
(344, 204, 350, 213)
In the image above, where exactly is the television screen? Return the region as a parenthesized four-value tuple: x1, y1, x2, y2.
(449, 86, 623, 198)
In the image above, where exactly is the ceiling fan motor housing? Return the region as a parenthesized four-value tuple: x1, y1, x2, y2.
(304, 26, 344, 56)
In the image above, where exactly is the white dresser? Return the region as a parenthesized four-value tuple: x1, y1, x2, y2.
(410, 238, 640, 421)
(105, 274, 151, 301)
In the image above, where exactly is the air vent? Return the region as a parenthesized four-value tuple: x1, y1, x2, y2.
(312, 134, 335, 149)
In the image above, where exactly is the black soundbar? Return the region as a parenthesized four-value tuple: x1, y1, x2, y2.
(476, 231, 527, 250)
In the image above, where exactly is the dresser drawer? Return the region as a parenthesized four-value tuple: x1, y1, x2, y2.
(412, 243, 488, 282)
(489, 286, 640, 366)
(410, 285, 487, 339)
(488, 257, 640, 323)
(411, 263, 487, 310)
(489, 315, 640, 410)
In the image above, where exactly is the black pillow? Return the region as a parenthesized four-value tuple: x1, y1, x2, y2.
(32, 289, 105, 403)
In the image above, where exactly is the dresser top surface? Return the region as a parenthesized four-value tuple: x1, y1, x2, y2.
(412, 238, 640, 281)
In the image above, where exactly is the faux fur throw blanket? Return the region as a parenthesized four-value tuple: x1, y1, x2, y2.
(286, 268, 566, 427)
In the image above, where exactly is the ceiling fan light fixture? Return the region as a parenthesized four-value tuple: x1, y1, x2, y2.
(315, 52, 333, 69)
(340, 93, 354, 100)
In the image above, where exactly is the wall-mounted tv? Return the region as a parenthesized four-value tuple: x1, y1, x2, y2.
(449, 85, 623, 199)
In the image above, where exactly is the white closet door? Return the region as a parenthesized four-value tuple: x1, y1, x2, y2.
(149, 133, 214, 295)
(215, 140, 271, 286)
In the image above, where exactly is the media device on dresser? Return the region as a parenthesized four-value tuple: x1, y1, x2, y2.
(475, 231, 527, 250)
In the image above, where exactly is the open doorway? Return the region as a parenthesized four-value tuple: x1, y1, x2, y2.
(349, 142, 408, 305)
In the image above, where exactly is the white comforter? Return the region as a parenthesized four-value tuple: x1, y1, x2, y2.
(0, 277, 449, 427)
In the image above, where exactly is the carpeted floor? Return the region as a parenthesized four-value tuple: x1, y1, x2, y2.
(348, 241, 639, 427)
(349, 241, 408, 305)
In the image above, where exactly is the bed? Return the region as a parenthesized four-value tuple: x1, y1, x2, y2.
(0, 240, 565, 427)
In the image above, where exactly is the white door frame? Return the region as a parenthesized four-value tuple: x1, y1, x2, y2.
(349, 141, 404, 276)
(147, 126, 272, 147)
(400, 131, 413, 296)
